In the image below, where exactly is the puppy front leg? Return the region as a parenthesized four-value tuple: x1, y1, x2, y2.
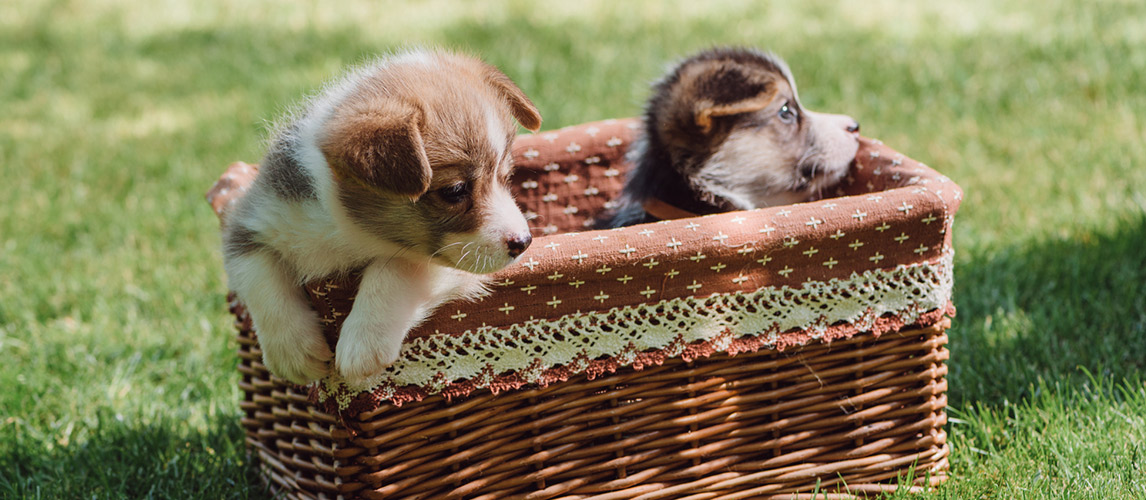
(335, 260, 432, 389)
(226, 252, 332, 385)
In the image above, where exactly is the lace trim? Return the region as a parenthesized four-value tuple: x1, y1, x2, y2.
(316, 252, 954, 410)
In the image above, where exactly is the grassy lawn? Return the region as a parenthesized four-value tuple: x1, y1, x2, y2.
(2, 0, 1144, 498)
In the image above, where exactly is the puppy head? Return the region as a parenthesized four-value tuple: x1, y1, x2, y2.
(320, 50, 542, 273)
(650, 47, 859, 209)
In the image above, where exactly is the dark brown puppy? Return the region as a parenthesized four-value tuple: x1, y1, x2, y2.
(603, 47, 860, 227)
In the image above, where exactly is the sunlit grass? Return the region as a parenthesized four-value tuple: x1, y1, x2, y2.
(1, 0, 1144, 498)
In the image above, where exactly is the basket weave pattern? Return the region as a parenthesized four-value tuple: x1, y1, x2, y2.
(212, 118, 961, 498)
(236, 300, 949, 499)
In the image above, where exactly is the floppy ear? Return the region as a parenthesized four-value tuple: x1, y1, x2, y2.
(320, 101, 432, 200)
(689, 63, 781, 134)
(694, 91, 779, 133)
(482, 64, 543, 132)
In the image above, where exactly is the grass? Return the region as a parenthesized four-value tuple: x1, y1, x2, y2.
(1, 0, 1144, 497)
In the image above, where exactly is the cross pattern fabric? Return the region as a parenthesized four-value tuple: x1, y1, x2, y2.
(208, 118, 962, 415)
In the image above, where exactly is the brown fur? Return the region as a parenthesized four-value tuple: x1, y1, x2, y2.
(603, 48, 859, 228)
(222, 49, 542, 386)
(321, 101, 433, 199)
(321, 54, 540, 199)
(316, 51, 542, 262)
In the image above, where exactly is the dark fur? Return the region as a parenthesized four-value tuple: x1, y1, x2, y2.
(601, 47, 858, 228)
(262, 124, 317, 202)
(221, 224, 263, 258)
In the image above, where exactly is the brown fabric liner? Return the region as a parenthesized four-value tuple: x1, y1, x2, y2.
(395, 121, 961, 341)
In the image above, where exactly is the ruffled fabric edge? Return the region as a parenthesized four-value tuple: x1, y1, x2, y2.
(314, 251, 955, 414)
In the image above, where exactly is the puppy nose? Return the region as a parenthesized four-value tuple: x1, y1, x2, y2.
(505, 232, 532, 258)
(846, 120, 860, 133)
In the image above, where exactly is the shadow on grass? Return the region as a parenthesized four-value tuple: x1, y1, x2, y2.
(0, 412, 272, 500)
(949, 215, 1146, 407)
(5, 5, 1145, 497)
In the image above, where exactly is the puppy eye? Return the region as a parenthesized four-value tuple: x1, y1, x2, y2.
(437, 182, 471, 204)
(778, 102, 797, 124)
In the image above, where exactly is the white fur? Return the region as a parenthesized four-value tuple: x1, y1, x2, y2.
(694, 129, 808, 209)
(693, 113, 856, 210)
(439, 184, 530, 274)
(334, 259, 485, 390)
(226, 50, 531, 387)
(484, 103, 508, 164)
(225, 251, 333, 383)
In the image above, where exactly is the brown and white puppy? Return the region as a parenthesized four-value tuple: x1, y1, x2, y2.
(221, 49, 541, 388)
(603, 47, 859, 227)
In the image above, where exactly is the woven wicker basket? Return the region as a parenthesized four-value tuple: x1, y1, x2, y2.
(209, 118, 962, 499)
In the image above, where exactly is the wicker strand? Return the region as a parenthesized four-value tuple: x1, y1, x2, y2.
(234, 299, 950, 499)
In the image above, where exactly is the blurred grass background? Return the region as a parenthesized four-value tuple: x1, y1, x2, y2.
(1, 0, 1144, 498)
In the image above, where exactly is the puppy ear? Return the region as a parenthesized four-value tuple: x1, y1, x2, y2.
(689, 63, 781, 133)
(321, 101, 432, 200)
(694, 91, 779, 133)
(482, 64, 543, 132)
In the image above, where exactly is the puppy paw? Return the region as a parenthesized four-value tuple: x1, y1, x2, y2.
(334, 316, 405, 389)
(258, 316, 333, 385)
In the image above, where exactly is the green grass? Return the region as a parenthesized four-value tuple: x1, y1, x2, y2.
(1, 0, 1144, 497)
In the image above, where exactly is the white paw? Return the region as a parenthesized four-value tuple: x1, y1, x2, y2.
(257, 313, 332, 385)
(334, 315, 405, 390)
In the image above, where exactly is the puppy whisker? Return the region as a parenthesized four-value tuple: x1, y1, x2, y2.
(458, 249, 475, 271)
(428, 241, 466, 265)
(430, 241, 465, 259)
(382, 244, 415, 271)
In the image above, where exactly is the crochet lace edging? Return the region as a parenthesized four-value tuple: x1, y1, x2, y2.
(316, 252, 954, 410)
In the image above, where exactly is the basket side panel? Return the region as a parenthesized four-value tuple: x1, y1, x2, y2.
(338, 321, 950, 499)
(232, 294, 350, 498)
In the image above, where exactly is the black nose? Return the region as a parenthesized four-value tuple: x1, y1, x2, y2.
(506, 233, 532, 258)
(846, 121, 860, 133)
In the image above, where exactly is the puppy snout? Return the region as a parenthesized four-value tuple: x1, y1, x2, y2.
(505, 232, 532, 258)
(831, 115, 860, 134)
(814, 111, 860, 136)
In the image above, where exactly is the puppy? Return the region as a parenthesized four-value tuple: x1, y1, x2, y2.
(604, 47, 860, 227)
(221, 49, 542, 388)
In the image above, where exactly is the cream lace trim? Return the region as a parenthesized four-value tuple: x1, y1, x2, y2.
(319, 252, 954, 407)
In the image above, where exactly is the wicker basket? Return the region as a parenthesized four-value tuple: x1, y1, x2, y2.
(209, 118, 962, 499)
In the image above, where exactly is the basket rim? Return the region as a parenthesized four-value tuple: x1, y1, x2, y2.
(211, 118, 963, 414)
